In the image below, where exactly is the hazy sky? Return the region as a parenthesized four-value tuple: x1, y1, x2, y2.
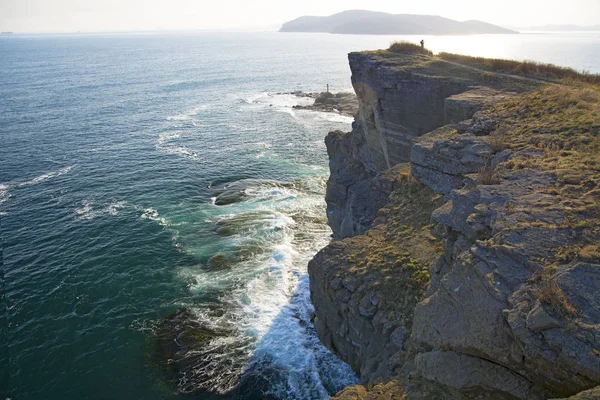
(1, 0, 599, 33)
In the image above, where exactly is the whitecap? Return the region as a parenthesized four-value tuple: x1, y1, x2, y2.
(156, 132, 200, 160)
(74, 200, 95, 220)
(156, 131, 181, 145)
(106, 201, 126, 216)
(140, 207, 167, 226)
(0, 184, 10, 205)
(320, 113, 355, 124)
(8, 165, 74, 189)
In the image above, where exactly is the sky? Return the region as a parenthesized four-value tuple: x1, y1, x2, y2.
(1, 0, 599, 33)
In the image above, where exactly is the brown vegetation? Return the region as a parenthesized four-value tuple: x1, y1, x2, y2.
(332, 165, 443, 331)
(388, 41, 433, 56)
(438, 52, 600, 86)
(477, 159, 500, 185)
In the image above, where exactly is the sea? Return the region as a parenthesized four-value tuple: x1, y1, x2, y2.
(1, 30, 599, 400)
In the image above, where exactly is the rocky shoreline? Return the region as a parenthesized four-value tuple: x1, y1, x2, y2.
(311, 50, 600, 399)
(290, 90, 359, 117)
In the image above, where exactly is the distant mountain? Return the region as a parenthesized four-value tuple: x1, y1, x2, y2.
(525, 24, 600, 31)
(279, 10, 517, 35)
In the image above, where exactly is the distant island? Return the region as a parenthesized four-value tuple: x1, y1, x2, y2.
(279, 10, 517, 35)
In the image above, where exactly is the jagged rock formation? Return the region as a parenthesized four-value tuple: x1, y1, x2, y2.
(311, 50, 600, 399)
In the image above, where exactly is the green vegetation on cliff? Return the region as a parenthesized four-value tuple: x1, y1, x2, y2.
(337, 165, 444, 332)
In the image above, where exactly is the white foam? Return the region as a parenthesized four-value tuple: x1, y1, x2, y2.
(320, 113, 355, 124)
(156, 132, 200, 160)
(74, 200, 95, 220)
(166, 105, 209, 122)
(238, 92, 269, 104)
(176, 175, 355, 396)
(0, 184, 10, 205)
(162, 146, 200, 160)
(4, 165, 74, 191)
(74, 199, 128, 220)
(156, 131, 181, 145)
(106, 201, 126, 216)
(140, 207, 167, 226)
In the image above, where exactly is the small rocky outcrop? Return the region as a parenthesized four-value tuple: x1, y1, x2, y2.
(311, 50, 600, 399)
(293, 91, 359, 116)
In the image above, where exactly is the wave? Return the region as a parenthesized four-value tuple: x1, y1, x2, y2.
(155, 132, 201, 160)
(140, 207, 167, 226)
(74, 200, 95, 220)
(74, 200, 127, 220)
(106, 201, 126, 216)
(160, 146, 200, 160)
(1, 165, 74, 191)
(166, 104, 210, 122)
(237, 92, 355, 127)
(18, 165, 73, 187)
(165, 174, 354, 397)
(0, 166, 74, 212)
(0, 184, 10, 205)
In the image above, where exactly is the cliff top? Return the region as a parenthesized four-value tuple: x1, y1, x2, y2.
(355, 41, 600, 91)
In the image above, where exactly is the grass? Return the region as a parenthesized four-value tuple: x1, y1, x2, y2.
(438, 52, 600, 86)
(530, 266, 581, 320)
(477, 159, 500, 185)
(482, 85, 600, 321)
(388, 41, 433, 56)
(328, 165, 444, 332)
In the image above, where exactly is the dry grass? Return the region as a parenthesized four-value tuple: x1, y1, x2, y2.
(489, 85, 600, 320)
(330, 166, 444, 332)
(477, 159, 500, 185)
(438, 52, 600, 86)
(530, 266, 581, 320)
(389, 41, 433, 56)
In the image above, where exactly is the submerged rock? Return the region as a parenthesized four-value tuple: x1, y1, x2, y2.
(154, 308, 248, 396)
(206, 253, 231, 271)
(211, 179, 294, 206)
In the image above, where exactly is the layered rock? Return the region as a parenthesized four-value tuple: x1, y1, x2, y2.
(312, 51, 600, 399)
(325, 52, 525, 239)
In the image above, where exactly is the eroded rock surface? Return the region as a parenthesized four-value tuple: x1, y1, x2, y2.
(312, 51, 600, 399)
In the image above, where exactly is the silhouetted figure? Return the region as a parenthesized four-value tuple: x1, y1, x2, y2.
(420, 39, 425, 48)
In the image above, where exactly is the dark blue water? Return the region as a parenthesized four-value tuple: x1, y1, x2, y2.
(1, 31, 599, 400)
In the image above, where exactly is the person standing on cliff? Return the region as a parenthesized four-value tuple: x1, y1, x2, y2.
(420, 39, 425, 48)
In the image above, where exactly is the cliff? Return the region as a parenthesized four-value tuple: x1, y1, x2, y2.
(310, 48, 600, 399)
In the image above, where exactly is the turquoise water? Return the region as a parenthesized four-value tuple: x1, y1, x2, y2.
(1, 31, 599, 399)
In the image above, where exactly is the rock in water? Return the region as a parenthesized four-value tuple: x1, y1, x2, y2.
(292, 91, 359, 117)
(154, 308, 248, 396)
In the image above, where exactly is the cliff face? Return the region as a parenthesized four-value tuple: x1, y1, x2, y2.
(326, 52, 521, 239)
(312, 51, 600, 399)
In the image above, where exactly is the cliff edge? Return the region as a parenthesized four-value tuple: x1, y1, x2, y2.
(310, 46, 600, 399)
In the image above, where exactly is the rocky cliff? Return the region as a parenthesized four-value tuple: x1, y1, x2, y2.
(310, 49, 600, 399)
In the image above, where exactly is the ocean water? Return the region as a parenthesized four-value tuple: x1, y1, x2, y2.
(1, 31, 599, 400)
